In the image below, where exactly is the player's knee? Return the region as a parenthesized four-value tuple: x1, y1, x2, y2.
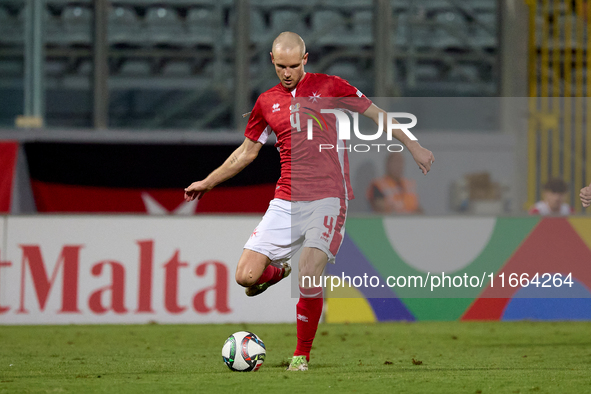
(235, 269, 257, 287)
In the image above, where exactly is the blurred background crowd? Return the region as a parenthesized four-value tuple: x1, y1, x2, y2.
(0, 0, 589, 216)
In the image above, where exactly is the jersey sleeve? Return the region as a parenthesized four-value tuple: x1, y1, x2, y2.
(244, 98, 272, 144)
(331, 75, 373, 114)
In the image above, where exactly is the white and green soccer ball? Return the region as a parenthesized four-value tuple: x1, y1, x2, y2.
(222, 331, 266, 372)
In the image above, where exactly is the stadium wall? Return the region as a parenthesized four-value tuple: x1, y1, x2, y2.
(0, 141, 18, 213)
(0, 131, 516, 215)
(0, 216, 589, 325)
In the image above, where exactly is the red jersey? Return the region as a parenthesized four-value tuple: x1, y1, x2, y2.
(244, 72, 372, 201)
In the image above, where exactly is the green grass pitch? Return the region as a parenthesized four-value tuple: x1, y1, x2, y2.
(0, 322, 590, 393)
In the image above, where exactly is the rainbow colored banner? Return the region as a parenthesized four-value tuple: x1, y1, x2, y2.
(325, 217, 591, 322)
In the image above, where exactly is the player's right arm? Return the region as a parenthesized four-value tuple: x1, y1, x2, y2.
(363, 104, 434, 175)
(184, 137, 263, 201)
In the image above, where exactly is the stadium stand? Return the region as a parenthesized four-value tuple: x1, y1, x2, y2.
(471, 11, 497, 48)
(414, 63, 440, 81)
(186, 7, 217, 45)
(433, 9, 468, 49)
(0, 59, 22, 78)
(45, 59, 68, 78)
(108, 6, 143, 45)
(62, 6, 93, 45)
(226, 8, 268, 45)
(352, 10, 373, 46)
(0, 6, 22, 45)
(0, 0, 499, 128)
(270, 10, 307, 35)
(161, 60, 193, 77)
(76, 59, 93, 76)
(312, 10, 348, 46)
(144, 7, 185, 45)
(119, 59, 152, 76)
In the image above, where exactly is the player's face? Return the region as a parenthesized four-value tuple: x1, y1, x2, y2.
(271, 49, 308, 90)
(543, 190, 566, 212)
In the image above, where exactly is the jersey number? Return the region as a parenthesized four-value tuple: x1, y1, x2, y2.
(323, 216, 334, 238)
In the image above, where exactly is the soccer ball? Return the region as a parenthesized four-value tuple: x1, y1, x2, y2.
(222, 331, 266, 372)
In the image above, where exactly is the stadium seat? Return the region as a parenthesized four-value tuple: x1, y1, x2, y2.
(432, 10, 468, 49)
(391, 0, 409, 13)
(40, 8, 64, 45)
(250, 9, 268, 44)
(186, 8, 217, 45)
(420, 0, 454, 13)
(471, 12, 497, 48)
(45, 60, 68, 77)
(448, 64, 480, 82)
(303, 63, 319, 74)
(312, 10, 347, 46)
(393, 11, 409, 47)
(270, 10, 306, 35)
(466, 0, 497, 12)
(414, 63, 441, 80)
(76, 60, 92, 76)
(0, 7, 22, 45)
(108, 7, 142, 45)
(144, 7, 185, 45)
(0, 60, 22, 76)
(404, 15, 432, 48)
(161, 61, 192, 77)
(181, 0, 216, 5)
(352, 11, 373, 46)
(119, 60, 152, 76)
(200, 60, 217, 78)
(62, 6, 93, 45)
(225, 9, 268, 46)
(315, 0, 351, 7)
(325, 62, 359, 81)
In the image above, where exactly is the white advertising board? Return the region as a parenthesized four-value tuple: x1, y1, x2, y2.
(0, 216, 6, 318)
(0, 216, 298, 325)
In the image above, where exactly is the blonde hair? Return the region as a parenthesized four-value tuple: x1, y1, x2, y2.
(272, 32, 306, 58)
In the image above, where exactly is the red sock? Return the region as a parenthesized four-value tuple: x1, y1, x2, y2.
(255, 265, 284, 285)
(294, 286, 323, 362)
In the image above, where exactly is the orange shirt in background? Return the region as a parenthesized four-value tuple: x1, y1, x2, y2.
(367, 176, 420, 214)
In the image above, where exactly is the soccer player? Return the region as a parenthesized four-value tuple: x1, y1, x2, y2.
(184, 32, 435, 371)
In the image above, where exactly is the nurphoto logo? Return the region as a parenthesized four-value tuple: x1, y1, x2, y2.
(290, 104, 418, 153)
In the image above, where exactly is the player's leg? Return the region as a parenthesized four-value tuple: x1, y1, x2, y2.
(235, 249, 271, 287)
(287, 197, 347, 371)
(235, 249, 291, 295)
(287, 246, 327, 371)
(238, 199, 294, 295)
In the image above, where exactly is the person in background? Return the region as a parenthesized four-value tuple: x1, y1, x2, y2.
(529, 178, 573, 215)
(367, 152, 422, 214)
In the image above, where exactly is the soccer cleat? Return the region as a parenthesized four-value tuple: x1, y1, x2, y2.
(286, 355, 308, 371)
(245, 262, 291, 297)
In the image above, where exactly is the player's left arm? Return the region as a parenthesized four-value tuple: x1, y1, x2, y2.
(362, 104, 435, 175)
(184, 137, 263, 202)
